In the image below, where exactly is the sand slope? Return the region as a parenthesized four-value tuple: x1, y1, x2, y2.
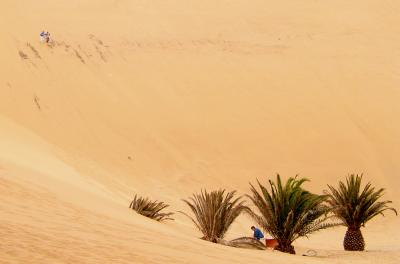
(1, 0, 399, 263)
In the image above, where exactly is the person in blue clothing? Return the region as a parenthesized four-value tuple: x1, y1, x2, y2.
(251, 226, 264, 240)
(40, 31, 46, 42)
(39, 31, 51, 43)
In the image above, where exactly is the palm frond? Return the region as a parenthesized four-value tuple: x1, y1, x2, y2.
(325, 174, 397, 229)
(129, 194, 174, 221)
(246, 174, 336, 254)
(217, 237, 266, 250)
(180, 189, 248, 242)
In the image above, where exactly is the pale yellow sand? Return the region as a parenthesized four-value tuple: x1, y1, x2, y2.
(1, 0, 399, 263)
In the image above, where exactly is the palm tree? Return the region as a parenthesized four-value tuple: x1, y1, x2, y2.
(180, 189, 248, 243)
(247, 175, 337, 254)
(325, 174, 397, 251)
(129, 194, 174, 221)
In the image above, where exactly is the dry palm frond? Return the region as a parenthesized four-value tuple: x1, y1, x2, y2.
(129, 195, 174, 221)
(180, 189, 248, 242)
(228, 237, 266, 250)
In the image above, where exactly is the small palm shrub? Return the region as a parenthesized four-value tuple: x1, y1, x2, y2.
(247, 175, 337, 254)
(325, 174, 397, 251)
(129, 195, 174, 221)
(180, 189, 248, 243)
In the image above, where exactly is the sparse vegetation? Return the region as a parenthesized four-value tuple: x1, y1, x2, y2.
(325, 174, 397, 251)
(129, 195, 174, 221)
(126, 174, 396, 253)
(180, 189, 248, 243)
(247, 175, 337, 254)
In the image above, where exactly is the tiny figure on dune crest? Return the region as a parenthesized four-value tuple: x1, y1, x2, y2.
(40, 30, 51, 44)
(40, 31, 45, 42)
(251, 226, 264, 241)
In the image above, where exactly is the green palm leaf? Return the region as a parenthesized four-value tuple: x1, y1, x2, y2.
(246, 174, 338, 254)
(325, 174, 397, 251)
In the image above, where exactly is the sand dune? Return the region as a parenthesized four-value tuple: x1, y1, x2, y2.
(1, 0, 399, 263)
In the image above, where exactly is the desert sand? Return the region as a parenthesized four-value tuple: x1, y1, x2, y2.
(1, 0, 399, 263)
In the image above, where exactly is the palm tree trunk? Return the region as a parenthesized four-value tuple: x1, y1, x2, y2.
(276, 241, 295, 254)
(344, 227, 365, 251)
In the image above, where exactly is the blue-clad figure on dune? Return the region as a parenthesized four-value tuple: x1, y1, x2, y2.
(251, 226, 264, 240)
(40, 31, 51, 43)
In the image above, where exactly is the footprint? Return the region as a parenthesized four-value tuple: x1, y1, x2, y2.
(26, 43, 41, 59)
(33, 95, 41, 110)
(18, 50, 29, 60)
(73, 49, 86, 64)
